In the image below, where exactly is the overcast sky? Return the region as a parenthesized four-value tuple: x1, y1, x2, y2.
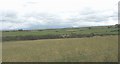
(0, 0, 119, 30)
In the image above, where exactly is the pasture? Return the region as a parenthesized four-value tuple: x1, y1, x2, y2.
(2, 25, 119, 41)
(2, 25, 119, 37)
(2, 35, 118, 62)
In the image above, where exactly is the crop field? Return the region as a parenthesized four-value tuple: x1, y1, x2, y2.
(2, 35, 118, 62)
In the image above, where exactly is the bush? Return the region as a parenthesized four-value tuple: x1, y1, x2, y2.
(115, 24, 120, 28)
(108, 26, 112, 28)
(18, 29, 23, 31)
(88, 27, 92, 29)
(3, 33, 115, 41)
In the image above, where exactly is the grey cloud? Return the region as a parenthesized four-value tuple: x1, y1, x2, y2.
(70, 9, 117, 22)
(1, 11, 17, 18)
(0, 11, 18, 23)
(0, 9, 118, 30)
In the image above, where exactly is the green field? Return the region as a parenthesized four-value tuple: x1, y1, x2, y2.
(2, 25, 119, 37)
(3, 35, 118, 62)
(2, 25, 120, 41)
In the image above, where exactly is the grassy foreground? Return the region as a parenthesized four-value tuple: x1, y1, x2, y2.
(3, 35, 118, 62)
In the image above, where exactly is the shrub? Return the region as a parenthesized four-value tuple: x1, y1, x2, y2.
(108, 26, 112, 28)
(2, 33, 115, 41)
(18, 29, 23, 31)
(115, 24, 120, 28)
(88, 27, 92, 29)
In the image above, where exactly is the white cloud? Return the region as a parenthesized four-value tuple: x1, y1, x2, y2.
(0, 0, 119, 30)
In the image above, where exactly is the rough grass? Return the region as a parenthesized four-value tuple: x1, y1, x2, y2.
(2, 35, 118, 62)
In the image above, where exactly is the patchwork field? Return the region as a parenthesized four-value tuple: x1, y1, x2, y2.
(2, 35, 118, 62)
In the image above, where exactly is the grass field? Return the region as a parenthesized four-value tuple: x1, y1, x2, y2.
(2, 35, 118, 62)
(2, 25, 119, 37)
(2, 25, 119, 41)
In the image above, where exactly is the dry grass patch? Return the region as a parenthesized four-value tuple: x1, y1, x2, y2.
(2, 35, 118, 62)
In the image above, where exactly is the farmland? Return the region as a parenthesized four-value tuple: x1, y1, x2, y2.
(2, 25, 120, 41)
(2, 35, 118, 62)
(3, 25, 119, 36)
(2, 25, 119, 62)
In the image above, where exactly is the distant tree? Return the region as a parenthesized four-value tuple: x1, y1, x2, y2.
(38, 30, 43, 31)
(4, 31, 9, 32)
(18, 29, 23, 31)
(107, 26, 112, 28)
(115, 24, 120, 28)
(55, 31, 58, 32)
(88, 27, 91, 29)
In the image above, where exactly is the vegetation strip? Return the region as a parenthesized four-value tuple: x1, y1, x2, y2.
(2, 24, 120, 41)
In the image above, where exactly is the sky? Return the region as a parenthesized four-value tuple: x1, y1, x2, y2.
(0, 0, 119, 30)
